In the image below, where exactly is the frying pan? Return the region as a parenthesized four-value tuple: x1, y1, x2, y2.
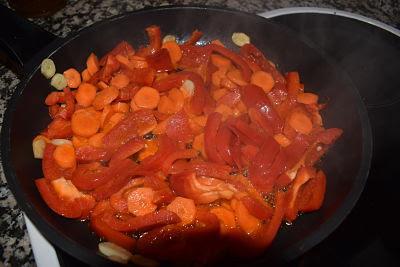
(0, 5, 372, 266)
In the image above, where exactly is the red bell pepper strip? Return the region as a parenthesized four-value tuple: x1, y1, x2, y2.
(90, 215, 136, 251)
(161, 149, 198, 174)
(241, 84, 283, 134)
(109, 138, 145, 166)
(230, 117, 265, 147)
(283, 134, 311, 169)
(286, 72, 302, 97)
(75, 146, 111, 163)
(241, 196, 273, 221)
(209, 44, 252, 82)
(183, 30, 203, 45)
(100, 41, 135, 65)
(98, 54, 120, 83)
(230, 134, 243, 170)
(35, 178, 95, 219)
(102, 210, 181, 232)
(204, 112, 225, 164)
(146, 48, 174, 72)
(216, 90, 241, 107)
(215, 124, 234, 166)
(178, 44, 212, 69)
(42, 118, 73, 139)
(42, 143, 74, 180)
(165, 111, 194, 143)
(103, 109, 156, 152)
(136, 25, 162, 57)
(71, 162, 107, 191)
(297, 170, 326, 212)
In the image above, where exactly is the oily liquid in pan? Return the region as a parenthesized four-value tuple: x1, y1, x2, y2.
(32, 25, 342, 264)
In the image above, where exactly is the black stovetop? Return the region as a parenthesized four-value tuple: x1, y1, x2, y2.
(55, 13, 400, 267)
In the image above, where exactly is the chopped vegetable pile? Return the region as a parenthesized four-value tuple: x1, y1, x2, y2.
(33, 25, 342, 265)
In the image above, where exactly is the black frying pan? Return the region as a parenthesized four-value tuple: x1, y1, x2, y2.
(0, 5, 372, 266)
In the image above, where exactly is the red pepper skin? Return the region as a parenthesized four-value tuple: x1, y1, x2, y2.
(146, 48, 174, 72)
(100, 41, 135, 65)
(102, 210, 181, 232)
(248, 136, 280, 194)
(230, 118, 265, 147)
(241, 84, 283, 134)
(209, 44, 252, 82)
(75, 146, 111, 163)
(284, 134, 311, 169)
(161, 149, 198, 174)
(42, 144, 74, 180)
(305, 128, 343, 166)
(215, 124, 234, 166)
(153, 71, 207, 115)
(71, 162, 107, 191)
(241, 196, 273, 220)
(109, 138, 145, 166)
(297, 170, 326, 212)
(103, 109, 156, 152)
(121, 67, 156, 86)
(230, 134, 243, 170)
(90, 215, 136, 251)
(96, 55, 120, 83)
(35, 178, 95, 219)
(166, 111, 194, 143)
(42, 118, 73, 139)
(178, 44, 212, 69)
(204, 112, 225, 164)
(136, 25, 162, 57)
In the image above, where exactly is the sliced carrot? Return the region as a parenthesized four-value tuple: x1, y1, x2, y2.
(232, 199, 260, 235)
(215, 104, 233, 119)
(166, 197, 196, 225)
(192, 115, 207, 127)
(130, 98, 141, 111)
(162, 41, 182, 65)
(157, 95, 176, 115)
(210, 206, 236, 234)
(63, 68, 82, 89)
(97, 81, 109, 90)
(75, 83, 97, 107)
(212, 88, 228, 101)
(138, 139, 158, 161)
(88, 132, 105, 148)
(111, 102, 129, 113)
(192, 133, 206, 158)
(92, 86, 119, 110)
(297, 92, 318, 105)
(168, 88, 184, 112)
(72, 135, 88, 148)
(53, 144, 76, 169)
(227, 69, 248, 86)
(71, 108, 101, 137)
(126, 187, 157, 216)
(110, 73, 130, 89)
(211, 69, 227, 87)
(211, 54, 231, 70)
(152, 119, 168, 135)
(133, 86, 160, 109)
(86, 53, 100, 76)
(250, 70, 275, 93)
(102, 112, 125, 133)
(220, 77, 239, 90)
(81, 69, 91, 82)
(273, 133, 291, 147)
(288, 111, 313, 135)
(100, 105, 113, 128)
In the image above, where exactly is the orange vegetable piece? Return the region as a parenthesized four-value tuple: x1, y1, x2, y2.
(97, 81, 109, 90)
(211, 69, 227, 87)
(211, 39, 225, 46)
(115, 54, 131, 69)
(133, 86, 160, 109)
(63, 68, 82, 89)
(72, 135, 88, 148)
(227, 69, 247, 86)
(53, 144, 76, 169)
(288, 111, 313, 135)
(192, 133, 206, 158)
(138, 139, 158, 161)
(86, 53, 100, 76)
(100, 105, 112, 128)
(75, 83, 97, 107)
(212, 88, 228, 101)
(210, 206, 236, 234)
(273, 133, 291, 147)
(111, 102, 129, 113)
(126, 187, 157, 216)
(130, 98, 140, 111)
(152, 118, 168, 135)
(110, 73, 130, 89)
(162, 41, 182, 65)
(157, 95, 176, 115)
(92, 86, 119, 110)
(250, 70, 275, 93)
(297, 92, 319, 105)
(129, 56, 148, 69)
(71, 108, 101, 137)
(232, 199, 260, 235)
(81, 69, 91, 82)
(211, 54, 231, 70)
(166, 197, 196, 225)
(88, 132, 105, 148)
(102, 112, 125, 133)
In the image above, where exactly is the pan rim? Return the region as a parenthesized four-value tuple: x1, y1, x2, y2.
(0, 5, 373, 265)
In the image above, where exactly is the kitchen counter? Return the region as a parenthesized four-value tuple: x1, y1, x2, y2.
(0, 0, 399, 266)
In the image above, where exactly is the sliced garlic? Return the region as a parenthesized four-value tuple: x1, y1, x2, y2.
(180, 79, 195, 97)
(99, 242, 133, 264)
(32, 137, 47, 159)
(232, 32, 250, 47)
(41, 58, 56, 79)
(50, 73, 67, 90)
(162, 34, 176, 43)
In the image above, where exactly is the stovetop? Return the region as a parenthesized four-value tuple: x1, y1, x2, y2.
(27, 8, 400, 267)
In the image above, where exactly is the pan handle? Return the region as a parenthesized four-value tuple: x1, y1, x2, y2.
(0, 5, 58, 76)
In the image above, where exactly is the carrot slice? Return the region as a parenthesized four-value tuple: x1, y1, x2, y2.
(273, 133, 291, 147)
(86, 53, 100, 76)
(212, 88, 228, 101)
(88, 132, 105, 148)
(297, 92, 318, 105)
(110, 73, 130, 89)
(162, 41, 182, 65)
(227, 69, 248, 86)
(75, 83, 97, 107)
(157, 96, 175, 115)
(288, 111, 313, 135)
(166, 197, 196, 225)
(138, 139, 159, 161)
(211, 54, 231, 70)
(81, 69, 91, 82)
(133, 86, 160, 109)
(126, 187, 157, 216)
(72, 135, 88, 148)
(102, 112, 125, 133)
(71, 108, 101, 137)
(211, 70, 227, 88)
(92, 86, 119, 110)
(250, 70, 275, 93)
(63, 68, 82, 89)
(152, 119, 168, 135)
(111, 102, 129, 113)
(53, 144, 76, 169)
